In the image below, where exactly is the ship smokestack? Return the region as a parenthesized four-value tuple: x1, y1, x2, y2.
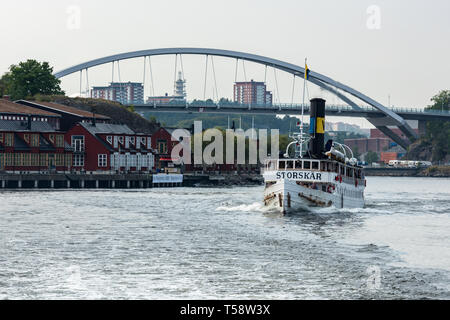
(308, 98, 326, 159)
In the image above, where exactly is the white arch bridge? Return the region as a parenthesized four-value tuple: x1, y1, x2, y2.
(54, 48, 444, 149)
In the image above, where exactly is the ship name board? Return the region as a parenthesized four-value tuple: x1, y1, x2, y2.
(264, 171, 330, 182)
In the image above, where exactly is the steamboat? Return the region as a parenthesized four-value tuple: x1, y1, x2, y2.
(263, 98, 366, 214)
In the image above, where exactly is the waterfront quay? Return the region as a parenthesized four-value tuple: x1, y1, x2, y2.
(0, 173, 180, 189)
(0, 172, 264, 189)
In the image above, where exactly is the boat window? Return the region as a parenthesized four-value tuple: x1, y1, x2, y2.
(286, 161, 294, 169)
(304, 161, 311, 169)
(268, 161, 276, 170)
(279, 160, 286, 170)
(340, 165, 345, 175)
(295, 160, 302, 169)
(312, 162, 319, 170)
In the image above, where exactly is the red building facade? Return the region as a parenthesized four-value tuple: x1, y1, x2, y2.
(0, 120, 72, 172)
(65, 122, 155, 173)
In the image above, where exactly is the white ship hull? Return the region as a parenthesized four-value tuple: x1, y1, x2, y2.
(263, 168, 365, 214)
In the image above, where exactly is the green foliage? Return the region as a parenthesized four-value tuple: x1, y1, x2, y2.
(325, 131, 367, 145)
(143, 112, 303, 135)
(127, 105, 135, 113)
(3, 60, 64, 100)
(0, 72, 12, 97)
(423, 90, 450, 161)
(366, 151, 379, 164)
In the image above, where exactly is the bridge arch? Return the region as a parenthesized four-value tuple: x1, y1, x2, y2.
(54, 48, 417, 147)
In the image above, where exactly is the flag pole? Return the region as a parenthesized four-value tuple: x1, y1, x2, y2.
(300, 58, 308, 158)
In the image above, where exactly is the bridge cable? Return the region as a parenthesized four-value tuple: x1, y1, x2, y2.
(291, 74, 296, 106)
(148, 56, 155, 98)
(211, 56, 219, 102)
(117, 60, 123, 104)
(242, 60, 247, 82)
(179, 54, 185, 81)
(79, 70, 82, 98)
(203, 55, 209, 100)
(234, 58, 238, 84)
(85, 68, 89, 98)
(173, 54, 178, 96)
(264, 65, 267, 84)
(273, 67, 280, 106)
(143, 57, 146, 97)
(112, 61, 115, 84)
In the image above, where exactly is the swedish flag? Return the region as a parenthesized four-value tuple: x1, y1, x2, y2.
(305, 64, 310, 80)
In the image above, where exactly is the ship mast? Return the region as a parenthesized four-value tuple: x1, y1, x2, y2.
(300, 58, 307, 158)
(285, 58, 311, 159)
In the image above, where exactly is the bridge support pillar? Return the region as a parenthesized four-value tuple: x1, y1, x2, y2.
(81, 180, 85, 189)
(50, 180, 54, 189)
(1, 180, 5, 188)
(34, 180, 38, 188)
(111, 181, 115, 189)
(418, 120, 427, 136)
(127, 181, 131, 189)
(67, 180, 71, 188)
(96, 180, 99, 189)
(18, 180, 22, 188)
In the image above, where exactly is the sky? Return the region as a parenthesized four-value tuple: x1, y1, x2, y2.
(0, 0, 449, 127)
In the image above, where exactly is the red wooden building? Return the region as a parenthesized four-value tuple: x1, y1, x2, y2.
(65, 122, 155, 173)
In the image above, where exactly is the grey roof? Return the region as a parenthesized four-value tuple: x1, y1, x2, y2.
(0, 119, 55, 132)
(80, 122, 134, 135)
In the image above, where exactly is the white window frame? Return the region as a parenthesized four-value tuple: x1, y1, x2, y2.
(98, 154, 107, 168)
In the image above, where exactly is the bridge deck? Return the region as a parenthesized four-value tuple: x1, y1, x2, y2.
(133, 103, 450, 121)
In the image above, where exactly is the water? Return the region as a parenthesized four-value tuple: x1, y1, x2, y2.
(0, 177, 449, 299)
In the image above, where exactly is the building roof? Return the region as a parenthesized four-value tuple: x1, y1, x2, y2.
(0, 119, 56, 132)
(160, 127, 192, 135)
(80, 122, 134, 135)
(17, 100, 110, 120)
(0, 99, 60, 117)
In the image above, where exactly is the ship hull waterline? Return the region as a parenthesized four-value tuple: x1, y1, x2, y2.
(263, 178, 365, 214)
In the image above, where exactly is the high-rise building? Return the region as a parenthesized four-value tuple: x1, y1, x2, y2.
(234, 80, 272, 106)
(91, 82, 144, 105)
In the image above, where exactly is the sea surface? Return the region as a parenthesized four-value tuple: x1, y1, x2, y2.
(0, 177, 449, 299)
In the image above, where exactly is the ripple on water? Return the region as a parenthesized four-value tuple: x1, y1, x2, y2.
(0, 177, 449, 299)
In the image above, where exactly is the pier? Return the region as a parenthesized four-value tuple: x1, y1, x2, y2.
(0, 172, 264, 189)
(0, 173, 181, 189)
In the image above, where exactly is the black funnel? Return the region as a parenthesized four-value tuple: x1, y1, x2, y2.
(308, 98, 326, 158)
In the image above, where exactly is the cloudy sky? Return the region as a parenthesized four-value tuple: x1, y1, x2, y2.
(1, 0, 449, 126)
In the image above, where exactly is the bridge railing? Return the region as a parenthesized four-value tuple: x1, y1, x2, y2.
(137, 101, 450, 115)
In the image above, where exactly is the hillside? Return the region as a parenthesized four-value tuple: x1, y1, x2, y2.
(406, 90, 450, 162)
(33, 96, 160, 134)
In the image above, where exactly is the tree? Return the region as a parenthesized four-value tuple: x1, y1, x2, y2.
(424, 90, 450, 161)
(5, 59, 64, 100)
(366, 151, 379, 164)
(0, 72, 12, 97)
